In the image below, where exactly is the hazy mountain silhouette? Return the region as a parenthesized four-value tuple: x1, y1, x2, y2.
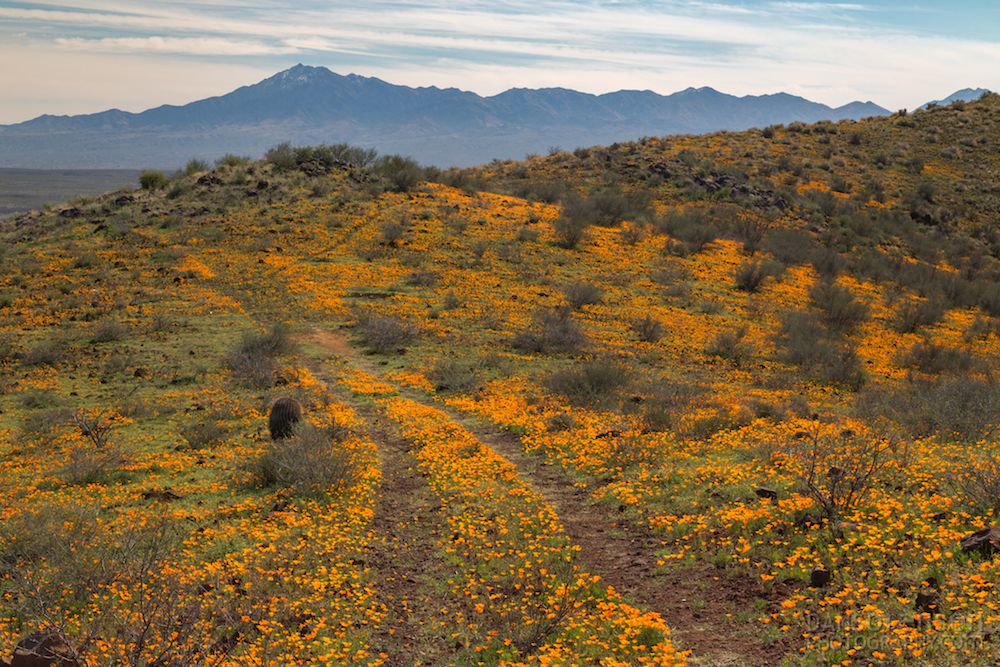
(0, 64, 899, 168)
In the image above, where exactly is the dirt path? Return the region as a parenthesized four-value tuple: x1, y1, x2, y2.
(299, 347, 455, 665)
(302, 328, 798, 666)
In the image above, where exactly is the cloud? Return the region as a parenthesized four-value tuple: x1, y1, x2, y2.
(55, 36, 299, 56)
(0, 0, 998, 122)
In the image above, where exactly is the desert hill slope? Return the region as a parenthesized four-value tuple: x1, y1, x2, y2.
(0, 94, 999, 666)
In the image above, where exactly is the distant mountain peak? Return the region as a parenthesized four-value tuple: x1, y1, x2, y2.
(0, 66, 901, 168)
(921, 88, 991, 109)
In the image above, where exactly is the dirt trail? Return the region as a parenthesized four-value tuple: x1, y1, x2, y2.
(299, 344, 454, 665)
(302, 328, 798, 667)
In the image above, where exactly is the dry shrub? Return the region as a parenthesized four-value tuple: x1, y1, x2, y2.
(854, 377, 999, 441)
(630, 315, 665, 343)
(895, 339, 975, 375)
(355, 310, 420, 353)
(810, 280, 869, 332)
(92, 319, 130, 343)
(783, 424, 892, 526)
(58, 412, 127, 485)
(179, 419, 228, 450)
(429, 358, 481, 393)
(249, 423, 358, 494)
(705, 325, 751, 365)
(893, 297, 946, 333)
(562, 281, 603, 310)
(954, 452, 1000, 514)
(227, 323, 294, 387)
(512, 308, 588, 355)
(545, 358, 631, 406)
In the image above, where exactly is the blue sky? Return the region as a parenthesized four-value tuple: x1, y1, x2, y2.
(1, 1, 998, 123)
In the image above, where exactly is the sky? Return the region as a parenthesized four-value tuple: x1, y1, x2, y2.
(1, 0, 998, 124)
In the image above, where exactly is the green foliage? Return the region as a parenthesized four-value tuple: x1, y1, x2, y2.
(139, 170, 168, 190)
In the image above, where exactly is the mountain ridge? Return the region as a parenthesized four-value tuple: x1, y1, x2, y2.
(0, 64, 971, 168)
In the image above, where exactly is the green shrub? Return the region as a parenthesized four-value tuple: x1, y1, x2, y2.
(139, 170, 168, 190)
(92, 319, 130, 343)
(855, 378, 999, 441)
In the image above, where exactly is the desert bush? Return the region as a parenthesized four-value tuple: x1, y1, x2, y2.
(657, 208, 719, 254)
(227, 324, 294, 388)
(631, 315, 665, 343)
(955, 452, 1000, 514)
(734, 260, 770, 293)
(764, 227, 816, 265)
(183, 158, 209, 175)
(734, 215, 774, 255)
(429, 358, 481, 393)
(375, 154, 423, 192)
(512, 308, 588, 354)
(895, 340, 974, 375)
(249, 423, 357, 494)
(139, 170, 168, 190)
(562, 281, 603, 309)
(705, 325, 751, 364)
(19, 407, 73, 443)
(546, 358, 631, 406)
(892, 297, 946, 333)
(379, 218, 409, 246)
(584, 186, 652, 227)
(810, 246, 847, 279)
(638, 379, 704, 432)
(355, 310, 420, 353)
(179, 419, 228, 450)
(809, 281, 869, 332)
(553, 195, 591, 248)
(22, 337, 68, 366)
(784, 424, 892, 527)
(59, 412, 127, 485)
(776, 311, 866, 389)
(92, 318, 130, 343)
(855, 378, 999, 441)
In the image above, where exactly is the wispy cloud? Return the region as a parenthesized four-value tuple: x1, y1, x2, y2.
(55, 36, 299, 56)
(0, 0, 998, 123)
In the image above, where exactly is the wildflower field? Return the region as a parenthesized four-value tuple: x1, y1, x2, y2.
(1, 96, 999, 665)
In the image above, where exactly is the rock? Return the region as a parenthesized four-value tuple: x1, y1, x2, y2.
(755, 487, 778, 501)
(961, 526, 1000, 557)
(10, 632, 81, 667)
(915, 589, 939, 615)
(141, 488, 182, 501)
(57, 208, 81, 219)
(810, 567, 832, 588)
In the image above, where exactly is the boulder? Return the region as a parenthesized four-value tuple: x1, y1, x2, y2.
(960, 526, 1000, 557)
(10, 632, 80, 667)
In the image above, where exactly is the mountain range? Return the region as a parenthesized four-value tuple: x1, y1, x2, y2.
(0, 64, 982, 168)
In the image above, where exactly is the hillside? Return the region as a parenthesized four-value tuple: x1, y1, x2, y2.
(0, 94, 999, 666)
(0, 64, 890, 169)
